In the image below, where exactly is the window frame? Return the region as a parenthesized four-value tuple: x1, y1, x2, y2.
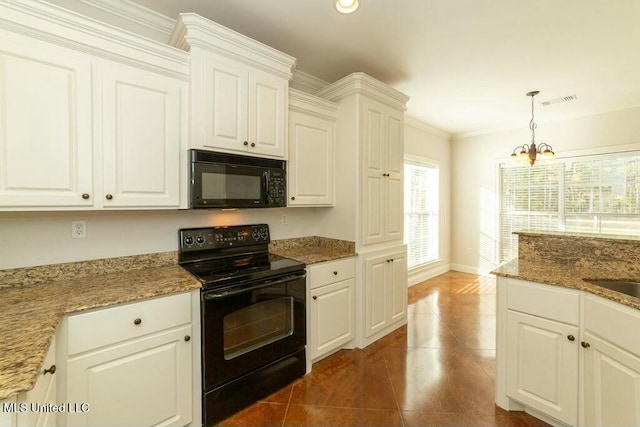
(404, 155, 441, 270)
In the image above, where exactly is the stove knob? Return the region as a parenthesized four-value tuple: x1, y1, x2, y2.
(184, 236, 194, 245)
(251, 229, 260, 240)
(260, 228, 269, 240)
(196, 235, 205, 244)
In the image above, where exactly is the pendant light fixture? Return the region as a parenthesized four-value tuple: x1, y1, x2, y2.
(510, 90, 555, 166)
(335, 0, 359, 14)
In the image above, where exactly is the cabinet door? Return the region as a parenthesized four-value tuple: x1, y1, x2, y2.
(364, 255, 389, 337)
(16, 340, 57, 427)
(200, 55, 248, 153)
(288, 110, 334, 206)
(0, 31, 93, 208)
(101, 65, 185, 207)
(310, 278, 355, 360)
(583, 331, 640, 427)
(65, 325, 192, 427)
(248, 70, 287, 158)
(384, 110, 404, 241)
(388, 252, 407, 324)
(361, 100, 386, 245)
(506, 310, 579, 426)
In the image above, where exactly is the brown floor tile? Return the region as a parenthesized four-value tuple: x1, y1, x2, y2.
(220, 272, 552, 427)
(216, 402, 287, 426)
(284, 405, 403, 426)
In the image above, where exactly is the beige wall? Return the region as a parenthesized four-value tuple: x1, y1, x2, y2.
(451, 106, 640, 274)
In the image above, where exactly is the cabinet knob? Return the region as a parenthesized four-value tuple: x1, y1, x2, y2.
(43, 365, 56, 375)
(82, 193, 90, 200)
(133, 318, 142, 325)
(581, 341, 591, 349)
(250, 142, 256, 147)
(333, 271, 338, 275)
(243, 141, 249, 146)
(567, 335, 575, 341)
(291, 196, 296, 201)
(312, 296, 317, 300)
(184, 335, 191, 342)
(105, 194, 113, 200)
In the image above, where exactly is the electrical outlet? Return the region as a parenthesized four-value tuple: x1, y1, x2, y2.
(281, 214, 288, 225)
(72, 221, 86, 238)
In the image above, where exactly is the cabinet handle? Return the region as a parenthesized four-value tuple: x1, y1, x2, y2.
(581, 341, 590, 349)
(243, 141, 249, 146)
(291, 196, 296, 201)
(105, 194, 113, 200)
(312, 296, 317, 300)
(250, 142, 256, 147)
(82, 193, 90, 200)
(133, 318, 142, 325)
(43, 365, 56, 375)
(184, 335, 191, 342)
(567, 335, 575, 341)
(333, 271, 338, 275)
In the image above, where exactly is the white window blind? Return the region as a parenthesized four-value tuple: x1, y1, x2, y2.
(500, 152, 640, 262)
(404, 159, 439, 269)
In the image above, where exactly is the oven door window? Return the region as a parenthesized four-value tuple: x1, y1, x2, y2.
(223, 297, 294, 360)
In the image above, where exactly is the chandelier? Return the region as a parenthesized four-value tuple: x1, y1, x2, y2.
(510, 90, 555, 166)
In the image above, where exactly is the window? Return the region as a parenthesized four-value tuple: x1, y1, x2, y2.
(404, 158, 439, 269)
(500, 152, 640, 262)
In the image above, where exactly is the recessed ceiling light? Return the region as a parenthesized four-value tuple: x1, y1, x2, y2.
(336, 0, 359, 14)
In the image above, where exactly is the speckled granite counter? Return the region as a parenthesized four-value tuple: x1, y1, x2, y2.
(492, 232, 640, 311)
(0, 252, 201, 400)
(269, 236, 356, 264)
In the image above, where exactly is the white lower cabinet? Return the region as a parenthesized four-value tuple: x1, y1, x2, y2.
(583, 295, 640, 427)
(0, 340, 58, 427)
(308, 258, 355, 361)
(363, 247, 407, 340)
(497, 277, 640, 427)
(59, 292, 194, 427)
(506, 311, 579, 426)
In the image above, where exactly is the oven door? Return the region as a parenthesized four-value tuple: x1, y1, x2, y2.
(201, 272, 306, 390)
(191, 161, 267, 208)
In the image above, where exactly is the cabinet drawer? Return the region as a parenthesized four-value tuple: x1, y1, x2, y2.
(67, 292, 191, 355)
(506, 278, 579, 325)
(585, 294, 640, 357)
(309, 258, 355, 289)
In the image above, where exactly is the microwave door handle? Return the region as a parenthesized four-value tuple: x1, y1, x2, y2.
(262, 171, 269, 206)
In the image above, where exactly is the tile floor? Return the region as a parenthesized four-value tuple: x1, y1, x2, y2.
(218, 271, 551, 426)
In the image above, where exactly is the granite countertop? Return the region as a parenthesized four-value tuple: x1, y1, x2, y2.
(269, 236, 356, 264)
(492, 259, 640, 311)
(0, 252, 201, 400)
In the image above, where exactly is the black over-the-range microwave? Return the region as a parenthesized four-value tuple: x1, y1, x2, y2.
(189, 149, 287, 209)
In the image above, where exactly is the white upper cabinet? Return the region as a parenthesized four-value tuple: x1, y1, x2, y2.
(100, 64, 185, 208)
(171, 13, 296, 159)
(0, 0, 189, 210)
(0, 30, 93, 208)
(288, 89, 337, 206)
(361, 98, 405, 245)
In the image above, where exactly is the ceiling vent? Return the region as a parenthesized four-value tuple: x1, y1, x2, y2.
(541, 95, 578, 106)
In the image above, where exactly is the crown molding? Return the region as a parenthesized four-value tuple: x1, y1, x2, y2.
(404, 115, 452, 140)
(290, 70, 329, 94)
(170, 13, 296, 80)
(0, 0, 189, 77)
(317, 72, 409, 111)
(289, 89, 338, 121)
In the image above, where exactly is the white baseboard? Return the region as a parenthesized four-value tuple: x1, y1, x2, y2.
(408, 263, 451, 286)
(449, 263, 484, 275)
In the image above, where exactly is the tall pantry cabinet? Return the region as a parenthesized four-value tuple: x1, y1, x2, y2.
(317, 73, 410, 348)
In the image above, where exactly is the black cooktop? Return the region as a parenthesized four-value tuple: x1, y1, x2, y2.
(178, 225, 305, 289)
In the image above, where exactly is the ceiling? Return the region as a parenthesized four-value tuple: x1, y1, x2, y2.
(129, 0, 640, 137)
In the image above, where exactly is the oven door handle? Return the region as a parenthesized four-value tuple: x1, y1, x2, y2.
(202, 273, 306, 300)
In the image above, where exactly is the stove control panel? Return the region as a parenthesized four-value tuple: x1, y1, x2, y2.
(179, 224, 270, 252)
